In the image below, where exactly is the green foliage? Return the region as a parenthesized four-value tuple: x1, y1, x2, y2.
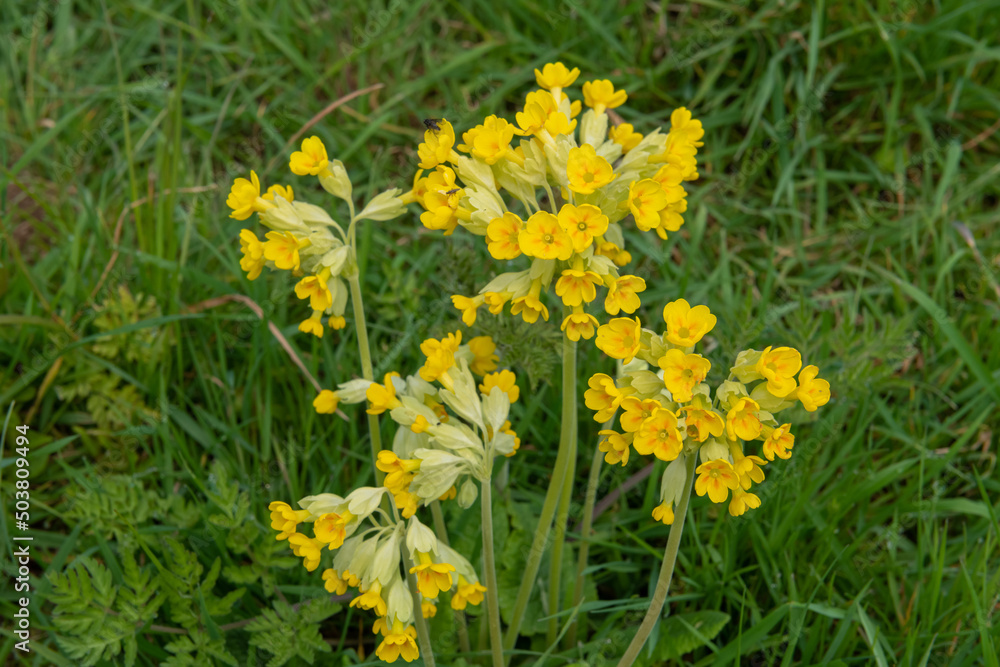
(642, 611, 730, 664)
(245, 599, 339, 667)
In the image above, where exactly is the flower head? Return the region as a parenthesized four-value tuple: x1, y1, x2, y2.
(480, 369, 519, 403)
(468, 335, 499, 375)
(604, 275, 646, 315)
(263, 231, 310, 272)
(561, 311, 599, 341)
(566, 145, 616, 195)
(367, 373, 402, 414)
(754, 346, 802, 398)
(796, 365, 830, 412)
(289, 136, 330, 176)
(582, 79, 627, 113)
(535, 62, 580, 91)
(313, 389, 340, 415)
(658, 349, 711, 403)
(627, 179, 668, 231)
(487, 213, 524, 260)
(726, 397, 762, 441)
(555, 269, 602, 307)
(227, 171, 267, 220)
(558, 203, 608, 252)
(519, 211, 574, 260)
(634, 408, 683, 461)
(595, 317, 642, 364)
(762, 423, 795, 460)
(695, 459, 740, 503)
(417, 119, 456, 169)
(662, 299, 716, 347)
(239, 229, 265, 280)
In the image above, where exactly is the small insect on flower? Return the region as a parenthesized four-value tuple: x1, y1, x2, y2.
(423, 118, 443, 132)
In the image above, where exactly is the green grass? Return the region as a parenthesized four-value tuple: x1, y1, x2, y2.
(2, 0, 999, 665)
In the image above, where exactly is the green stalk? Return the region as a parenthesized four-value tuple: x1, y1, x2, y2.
(346, 270, 384, 485)
(401, 548, 437, 667)
(615, 452, 697, 667)
(568, 361, 623, 646)
(481, 479, 505, 667)
(546, 388, 577, 646)
(431, 501, 472, 655)
(503, 331, 577, 658)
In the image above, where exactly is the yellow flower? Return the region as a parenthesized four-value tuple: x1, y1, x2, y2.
(669, 107, 705, 148)
(566, 144, 617, 195)
(558, 203, 608, 252)
(419, 332, 462, 382)
(468, 335, 499, 375)
(451, 578, 487, 610)
(367, 372, 402, 414)
(619, 396, 662, 433)
(582, 79, 628, 114)
(595, 317, 643, 364)
(728, 489, 761, 517)
(313, 511, 353, 549)
(762, 423, 794, 460)
(263, 231, 310, 271)
(754, 346, 802, 398)
(598, 429, 632, 466)
(555, 269, 602, 307)
(609, 122, 643, 152)
(535, 62, 580, 91)
(289, 136, 330, 176)
(734, 452, 767, 489)
(795, 365, 830, 412)
(287, 532, 323, 572)
(417, 118, 456, 169)
(226, 171, 268, 220)
(633, 408, 683, 461)
(298, 315, 324, 338)
(662, 298, 717, 347)
(329, 315, 346, 330)
(726, 397, 762, 441)
(596, 241, 632, 267)
(585, 373, 633, 422)
(626, 179, 668, 231)
(469, 115, 516, 165)
(510, 281, 550, 323)
(483, 291, 510, 315)
(519, 211, 574, 260)
(321, 569, 348, 595)
(313, 389, 340, 414)
(268, 501, 310, 540)
(409, 552, 456, 598)
(678, 406, 725, 442)
(652, 501, 675, 525)
(411, 415, 430, 433)
(350, 581, 388, 616)
(262, 183, 294, 202)
(294, 272, 333, 312)
(480, 369, 519, 403)
(452, 294, 485, 327)
(561, 311, 599, 341)
(604, 275, 646, 315)
(376, 620, 419, 663)
(487, 212, 524, 260)
(695, 459, 740, 503)
(501, 421, 521, 458)
(658, 349, 711, 403)
(239, 229, 265, 280)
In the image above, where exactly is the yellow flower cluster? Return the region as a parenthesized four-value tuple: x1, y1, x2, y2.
(267, 493, 484, 663)
(406, 62, 704, 339)
(226, 136, 407, 338)
(586, 299, 830, 522)
(320, 332, 520, 512)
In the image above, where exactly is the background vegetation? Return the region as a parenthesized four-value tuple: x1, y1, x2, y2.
(1, 0, 998, 664)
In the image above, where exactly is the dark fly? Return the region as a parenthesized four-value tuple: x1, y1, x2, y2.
(423, 118, 443, 132)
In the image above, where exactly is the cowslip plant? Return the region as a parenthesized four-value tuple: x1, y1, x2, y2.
(410, 61, 706, 650)
(269, 335, 520, 665)
(589, 300, 831, 663)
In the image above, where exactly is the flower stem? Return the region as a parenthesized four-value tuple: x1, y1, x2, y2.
(346, 270, 384, 485)
(431, 501, 472, 655)
(480, 478, 505, 667)
(401, 548, 437, 667)
(615, 452, 697, 667)
(568, 361, 622, 647)
(546, 381, 577, 646)
(503, 331, 577, 658)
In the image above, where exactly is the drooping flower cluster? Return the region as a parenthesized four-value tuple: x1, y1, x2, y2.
(226, 136, 408, 337)
(268, 491, 484, 663)
(318, 331, 521, 516)
(586, 299, 831, 522)
(405, 62, 704, 340)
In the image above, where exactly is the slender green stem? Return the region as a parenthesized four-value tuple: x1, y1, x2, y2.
(346, 271, 384, 485)
(615, 452, 697, 667)
(568, 361, 623, 646)
(546, 383, 577, 646)
(481, 479, 505, 667)
(400, 548, 436, 667)
(431, 501, 472, 655)
(503, 331, 577, 659)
